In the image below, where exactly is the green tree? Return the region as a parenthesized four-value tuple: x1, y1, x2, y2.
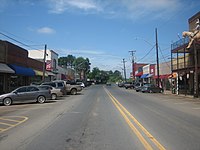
(74, 57, 91, 80)
(58, 55, 76, 68)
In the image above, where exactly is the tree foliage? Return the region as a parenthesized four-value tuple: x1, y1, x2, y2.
(73, 57, 91, 80)
(88, 68, 122, 83)
(58, 55, 91, 81)
(58, 55, 76, 68)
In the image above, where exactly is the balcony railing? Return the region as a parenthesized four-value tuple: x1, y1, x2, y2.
(171, 37, 189, 50)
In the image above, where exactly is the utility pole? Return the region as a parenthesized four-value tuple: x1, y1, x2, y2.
(193, 41, 198, 97)
(42, 44, 47, 82)
(122, 58, 127, 82)
(155, 28, 160, 87)
(129, 50, 136, 81)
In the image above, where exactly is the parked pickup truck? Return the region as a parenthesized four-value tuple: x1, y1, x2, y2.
(42, 80, 82, 95)
(64, 81, 83, 95)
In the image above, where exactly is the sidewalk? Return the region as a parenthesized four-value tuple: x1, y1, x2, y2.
(163, 90, 197, 99)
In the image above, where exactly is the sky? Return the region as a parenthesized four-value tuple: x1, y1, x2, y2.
(0, 0, 200, 77)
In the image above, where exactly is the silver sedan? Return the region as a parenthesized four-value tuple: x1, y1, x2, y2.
(0, 86, 51, 106)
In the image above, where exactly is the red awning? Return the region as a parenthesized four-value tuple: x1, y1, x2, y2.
(135, 72, 143, 77)
(154, 74, 170, 79)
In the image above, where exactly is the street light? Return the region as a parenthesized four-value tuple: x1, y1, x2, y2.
(74, 60, 90, 82)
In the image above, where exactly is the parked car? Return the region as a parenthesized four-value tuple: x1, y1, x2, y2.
(76, 82, 85, 88)
(106, 82, 111, 86)
(118, 82, 124, 87)
(124, 82, 134, 89)
(135, 82, 146, 92)
(41, 81, 67, 95)
(38, 85, 63, 100)
(0, 86, 51, 106)
(141, 84, 163, 93)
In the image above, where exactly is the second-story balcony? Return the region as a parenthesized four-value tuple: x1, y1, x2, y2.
(171, 37, 195, 71)
(171, 37, 190, 53)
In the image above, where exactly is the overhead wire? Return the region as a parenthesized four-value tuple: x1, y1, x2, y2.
(137, 44, 156, 62)
(158, 46, 171, 69)
(0, 31, 45, 54)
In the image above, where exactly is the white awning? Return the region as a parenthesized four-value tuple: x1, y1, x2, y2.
(0, 63, 15, 74)
(46, 71, 55, 76)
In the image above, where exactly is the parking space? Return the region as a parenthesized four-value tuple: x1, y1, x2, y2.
(0, 116, 28, 133)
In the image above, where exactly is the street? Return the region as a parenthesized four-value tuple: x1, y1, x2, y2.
(0, 85, 200, 150)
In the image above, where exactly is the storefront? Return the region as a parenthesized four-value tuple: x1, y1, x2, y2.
(0, 63, 15, 94)
(8, 64, 35, 91)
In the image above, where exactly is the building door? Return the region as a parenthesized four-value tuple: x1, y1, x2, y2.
(0, 74, 5, 94)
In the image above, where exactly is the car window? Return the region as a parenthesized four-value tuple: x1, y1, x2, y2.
(39, 86, 48, 90)
(57, 82, 64, 87)
(27, 86, 39, 92)
(16, 87, 27, 93)
(43, 82, 56, 87)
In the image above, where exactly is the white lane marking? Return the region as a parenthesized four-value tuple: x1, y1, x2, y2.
(174, 102, 190, 105)
(192, 107, 200, 110)
(192, 102, 200, 104)
(69, 112, 81, 114)
(161, 100, 169, 102)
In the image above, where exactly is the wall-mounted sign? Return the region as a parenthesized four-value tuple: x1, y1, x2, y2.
(46, 60, 52, 71)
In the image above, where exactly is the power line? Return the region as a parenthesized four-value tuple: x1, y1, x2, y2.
(159, 46, 171, 69)
(137, 44, 156, 62)
(0, 31, 44, 53)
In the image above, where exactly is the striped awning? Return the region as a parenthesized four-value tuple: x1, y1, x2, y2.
(34, 70, 48, 77)
(46, 71, 55, 76)
(140, 74, 149, 78)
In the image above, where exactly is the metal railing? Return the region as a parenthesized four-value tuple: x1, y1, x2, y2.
(171, 37, 189, 50)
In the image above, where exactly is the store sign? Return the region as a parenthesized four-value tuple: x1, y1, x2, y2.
(46, 60, 52, 71)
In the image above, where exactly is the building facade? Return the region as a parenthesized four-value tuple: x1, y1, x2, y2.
(0, 40, 44, 93)
(171, 11, 200, 97)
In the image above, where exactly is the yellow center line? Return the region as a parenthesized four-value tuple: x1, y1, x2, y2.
(105, 88, 153, 150)
(104, 87, 166, 150)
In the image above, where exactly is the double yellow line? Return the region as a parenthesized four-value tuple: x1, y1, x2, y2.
(104, 87, 166, 150)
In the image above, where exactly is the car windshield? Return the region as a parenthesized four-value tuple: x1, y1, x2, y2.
(1, 2, 199, 150)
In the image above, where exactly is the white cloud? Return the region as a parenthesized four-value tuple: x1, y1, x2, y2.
(47, 0, 183, 20)
(48, 0, 101, 14)
(37, 27, 56, 34)
(57, 48, 124, 71)
(67, 0, 99, 10)
(120, 0, 181, 19)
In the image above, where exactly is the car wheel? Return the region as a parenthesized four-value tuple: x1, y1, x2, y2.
(136, 90, 139, 92)
(160, 89, 164, 93)
(149, 90, 153, 93)
(71, 89, 77, 95)
(3, 98, 12, 106)
(37, 95, 46, 103)
(51, 93, 57, 100)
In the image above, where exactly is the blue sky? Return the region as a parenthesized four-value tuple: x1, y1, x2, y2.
(0, 0, 199, 76)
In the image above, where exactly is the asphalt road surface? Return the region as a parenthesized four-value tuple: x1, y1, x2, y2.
(0, 85, 200, 150)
